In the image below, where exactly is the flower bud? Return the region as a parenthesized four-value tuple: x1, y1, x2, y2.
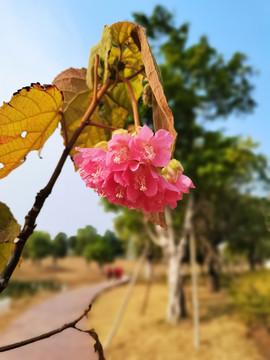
(162, 159, 184, 183)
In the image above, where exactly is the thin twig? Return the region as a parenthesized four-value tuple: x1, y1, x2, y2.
(0, 305, 92, 352)
(93, 55, 99, 102)
(119, 76, 140, 128)
(0, 79, 113, 294)
(118, 46, 123, 62)
(125, 65, 145, 81)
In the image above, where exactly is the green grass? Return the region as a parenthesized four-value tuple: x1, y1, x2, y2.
(229, 270, 270, 329)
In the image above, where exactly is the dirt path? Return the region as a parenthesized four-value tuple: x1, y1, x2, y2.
(0, 279, 127, 360)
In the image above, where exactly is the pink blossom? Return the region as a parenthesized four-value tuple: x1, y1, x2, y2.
(74, 147, 108, 193)
(131, 125, 173, 167)
(102, 172, 129, 207)
(106, 132, 140, 170)
(74, 126, 194, 214)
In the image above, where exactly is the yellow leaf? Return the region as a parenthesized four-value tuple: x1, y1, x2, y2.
(110, 21, 138, 53)
(65, 90, 108, 158)
(102, 95, 128, 128)
(0, 83, 63, 179)
(107, 46, 143, 112)
(0, 202, 21, 273)
(0, 203, 20, 244)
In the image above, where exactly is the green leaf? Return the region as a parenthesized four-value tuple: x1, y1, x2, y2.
(0, 202, 21, 273)
(86, 26, 113, 89)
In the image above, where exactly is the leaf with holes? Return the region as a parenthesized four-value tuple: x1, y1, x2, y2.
(0, 202, 21, 273)
(0, 84, 63, 179)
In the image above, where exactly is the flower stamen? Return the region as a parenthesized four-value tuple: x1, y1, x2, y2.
(144, 145, 155, 161)
(114, 146, 129, 164)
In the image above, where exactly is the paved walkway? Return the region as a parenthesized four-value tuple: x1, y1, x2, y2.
(0, 278, 128, 360)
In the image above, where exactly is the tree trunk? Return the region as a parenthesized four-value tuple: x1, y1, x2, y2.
(208, 259, 220, 292)
(248, 249, 256, 271)
(166, 254, 187, 324)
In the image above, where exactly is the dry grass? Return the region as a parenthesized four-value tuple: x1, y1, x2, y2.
(89, 284, 264, 360)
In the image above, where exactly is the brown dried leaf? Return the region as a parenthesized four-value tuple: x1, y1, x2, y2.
(53, 68, 89, 111)
(142, 211, 166, 229)
(131, 25, 177, 151)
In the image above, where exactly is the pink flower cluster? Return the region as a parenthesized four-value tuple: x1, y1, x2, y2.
(74, 126, 194, 213)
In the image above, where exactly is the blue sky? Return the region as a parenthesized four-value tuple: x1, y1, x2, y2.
(0, 1, 269, 238)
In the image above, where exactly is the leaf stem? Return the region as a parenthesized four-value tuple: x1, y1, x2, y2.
(89, 122, 119, 131)
(0, 80, 113, 294)
(119, 76, 140, 128)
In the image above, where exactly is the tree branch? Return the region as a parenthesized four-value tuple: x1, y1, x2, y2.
(176, 195, 194, 255)
(0, 79, 113, 294)
(0, 304, 104, 360)
(164, 207, 176, 255)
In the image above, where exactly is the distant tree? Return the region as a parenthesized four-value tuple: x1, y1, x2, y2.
(52, 232, 68, 264)
(103, 230, 123, 257)
(24, 231, 52, 263)
(74, 225, 97, 255)
(118, 5, 269, 323)
(67, 235, 77, 254)
(224, 195, 270, 271)
(83, 234, 114, 272)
